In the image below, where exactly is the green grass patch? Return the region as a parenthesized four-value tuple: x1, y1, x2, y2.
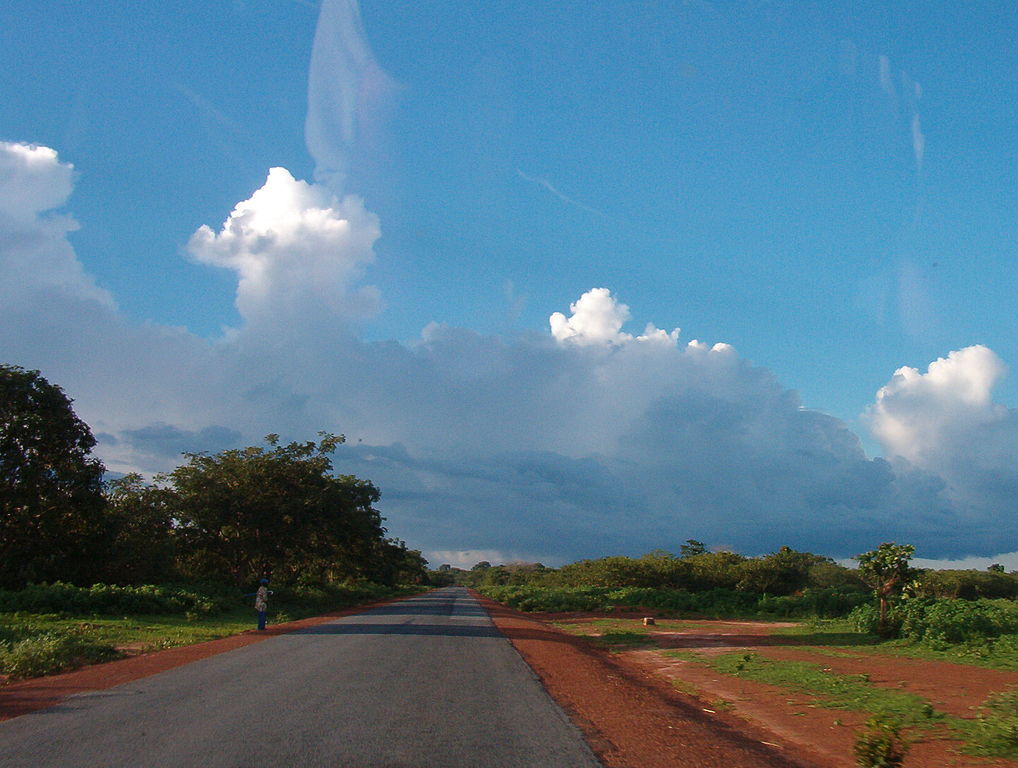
(861, 636, 1018, 671)
(0, 582, 423, 680)
(551, 617, 721, 649)
(775, 619, 1018, 671)
(670, 651, 941, 726)
(0, 629, 119, 679)
(667, 649, 1018, 757)
(956, 687, 1018, 759)
(772, 617, 881, 647)
(589, 631, 657, 648)
(670, 677, 700, 696)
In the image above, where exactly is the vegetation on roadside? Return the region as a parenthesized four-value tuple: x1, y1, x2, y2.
(0, 581, 421, 680)
(675, 651, 940, 725)
(552, 611, 1018, 758)
(0, 365, 430, 680)
(477, 583, 870, 618)
(961, 688, 1018, 759)
(461, 542, 1018, 680)
(0, 623, 119, 680)
(853, 715, 910, 768)
(670, 648, 1018, 760)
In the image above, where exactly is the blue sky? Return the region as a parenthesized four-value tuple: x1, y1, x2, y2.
(1, 1, 1015, 566)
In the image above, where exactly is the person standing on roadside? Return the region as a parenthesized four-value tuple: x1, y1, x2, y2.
(245, 578, 272, 630)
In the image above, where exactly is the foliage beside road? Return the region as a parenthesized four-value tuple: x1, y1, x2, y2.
(0, 581, 422, 680)
(1, 364, 427, 590)
(0, 364, 431, 680)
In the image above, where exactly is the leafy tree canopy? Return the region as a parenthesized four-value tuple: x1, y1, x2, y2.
(164, 433, 418, 585)
(0, 365, 107, 587)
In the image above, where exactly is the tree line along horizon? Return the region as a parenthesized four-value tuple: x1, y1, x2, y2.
(0, 363, 427, 590)
(1, 363, 1015, 606)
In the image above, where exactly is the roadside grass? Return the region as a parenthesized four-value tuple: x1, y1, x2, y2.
(956, 687, 1018, 759)
(0, 608, 262, 680)
(771, 618, 880, 647)
(1, 584, 424, 681)
(669, 650, 1018, 759)
(4, 608, 257, 648)
(768, 619, 1018, 672)
(551, 617, 752, 639)
(588, 631, 657, 649)
(843, 637, 1018, 672)
(674, 651, 940, 726)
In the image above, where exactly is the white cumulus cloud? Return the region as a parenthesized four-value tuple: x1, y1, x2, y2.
(550, 287, 679, 346)
(867, 345, 1018, 534)
(0, 142, 112, 308)
(187, 167, 381, 333)
(868, 345, 1008, 465)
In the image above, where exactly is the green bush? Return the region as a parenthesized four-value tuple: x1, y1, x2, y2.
(480, 584, 869, 618)
(853, 715, 909, 767)
(849, 598, 1018, 648)
(849, 603, 885, 635)
(968, 688, 1018, 758)
(896, 599, 1018, 645)
(757, 587, 870, 618)
(268, 581, 397, 613)
(0, 582, 233, 616)
(0, 631, 119, 679)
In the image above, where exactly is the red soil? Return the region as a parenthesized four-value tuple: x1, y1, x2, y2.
(531, 613, 1018, 768)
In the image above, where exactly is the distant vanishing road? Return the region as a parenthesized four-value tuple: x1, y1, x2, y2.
(0, 587, 601, 768)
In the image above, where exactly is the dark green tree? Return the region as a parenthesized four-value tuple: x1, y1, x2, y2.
(0, 365, 108, 587)
(102, 473, 177, 584)
(737, 546, 831, 595)
(679, 539, 707, 558)
(167, 433, 391, 584)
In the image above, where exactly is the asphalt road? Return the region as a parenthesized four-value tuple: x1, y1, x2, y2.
(0, 587, 601, 768)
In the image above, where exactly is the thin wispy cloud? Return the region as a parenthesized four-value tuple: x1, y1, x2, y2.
(171, 82, 260, 178)
(878, 54, 896, 99)
(516, 168, 606, 218)
(911, 113, 926, 169)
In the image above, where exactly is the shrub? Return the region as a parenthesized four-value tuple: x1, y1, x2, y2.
(899, 599, 1018, 645)
(479, 584, 869, 618)
(0, 632, 119, 679)
(969, 688, 1018, 758)
(758, 587, 870, 618)
(853, 715, 909, 767)
(0, 582, 233, 616)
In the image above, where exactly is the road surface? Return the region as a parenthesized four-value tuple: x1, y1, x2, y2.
(0, 587, 601, 768)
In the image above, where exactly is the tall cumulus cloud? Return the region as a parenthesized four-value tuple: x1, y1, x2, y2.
(0, 141, 1014, 564)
